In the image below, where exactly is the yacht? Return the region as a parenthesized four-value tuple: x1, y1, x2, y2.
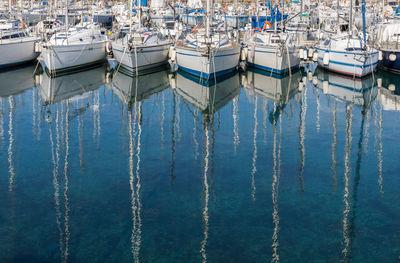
(316, 34, 379, 78)
(41, 21, 107, 76)
(376, 21, 400, 73)
(247, 28, 300, 74)
(175, 0, 240, 80)
(0, 19, 40, 68)
(112, 26, 171, 72)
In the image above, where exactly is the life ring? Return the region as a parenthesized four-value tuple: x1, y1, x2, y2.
(251, 28, 260, 36)
(192, 26, 200, 33)
(263, 21, 271, 30)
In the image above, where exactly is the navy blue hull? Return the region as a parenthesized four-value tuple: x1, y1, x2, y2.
(380, 50, 400, 74)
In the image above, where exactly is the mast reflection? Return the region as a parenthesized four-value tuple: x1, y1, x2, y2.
(172, 71, 241, 261)
(315, 69, 378, 262)
(112, 69, 170, 261)
(242, 69, 302, 197)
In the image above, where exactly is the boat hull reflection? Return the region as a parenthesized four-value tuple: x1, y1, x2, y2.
(316, 69, 377, 108)
(172, 71, 241, 114)
(0, 65, 36, 98)
(39, 66, 107, 104)
(111, 68, 170, 105)
(243, 68, 302, 104)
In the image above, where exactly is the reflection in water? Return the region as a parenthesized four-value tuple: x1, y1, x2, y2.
(251, 96, 258, 201)
(172, 71, 241, 262)
(331, 101, 338, 193)
(171, 92, 177, 184)
(200, 122, 210, 263)
(314, 69, 379, 261)
(0, 66, 36, 191)
(271, 111, 281, 263)
(112, 69, 170, 261)
(232, 96, 239, 152)
(316, 70, 378, 107)
(342, 104, 353, 262)
(8, 97, 15, 192)
(173, 72, 240, 115)
(40, 66, 106, 105)
(316, 87, 320, 133)
(128, 103, 143, 263)
(0, 98, 4, 146)
(242, 69, 301, 197)
(298, 83, 307, 193)
(92, 91, 101, 150)
(48, 104, 64, 262)
(40, 67, 108, 262)
(63, 101, 70, 263)
(377, 105, 383, 195)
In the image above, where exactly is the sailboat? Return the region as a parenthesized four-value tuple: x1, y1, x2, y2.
(316, 0, 379, 78)
(112, 0, 171, 73)
(0, 18, 40, 69)
(174, 0, 240, 80)
(246, 5, 300, 75)
(40, 0, 107, 76)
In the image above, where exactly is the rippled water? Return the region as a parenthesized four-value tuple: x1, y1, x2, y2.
(0, 64, 399, 263)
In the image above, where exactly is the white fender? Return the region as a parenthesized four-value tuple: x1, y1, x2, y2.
(389, 53, 397, 62)
(377, 78, 382, 88)
(323, 52, 330, 66)
(323, 81, 329, 94)
(378, 51, 383, 61)
(241, 47, 248, 61)
(312, 52, 318, 62)
(298, 82, 304, 91)
(299, 48, 304, 59)
(106, 41, 112, 53)
(388, 84, 395, 91)
(303, 49, 308, 60)
(312, 76, 318, 86)
(34, 42, 41, 53)
(308, 48, 313, 58)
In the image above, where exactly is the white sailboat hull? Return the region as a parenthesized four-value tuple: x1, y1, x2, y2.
(0, 38, 39, 68)
(41, 41, 106, 74)
(316, 48, 379, 78)
(247, 45, 300, 74)
(112, 42, 170, 71)
(175, 45, 240, 79)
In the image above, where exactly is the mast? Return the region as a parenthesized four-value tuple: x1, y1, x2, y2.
(138, 0, 142, 30)
(361, 0, 366, 47)
(206, 0, 210, 39)
(349, 0, 353, 36)
(337, 0, 340, 23)
(65, 0, 69, 36)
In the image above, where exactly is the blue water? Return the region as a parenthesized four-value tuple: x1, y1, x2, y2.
(0, 64, 399, 263)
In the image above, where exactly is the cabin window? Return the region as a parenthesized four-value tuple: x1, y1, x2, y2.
(346, 47, 364, 51)
(323, 39, 330, 46)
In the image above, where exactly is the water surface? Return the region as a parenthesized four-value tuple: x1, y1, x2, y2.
(0, 64, 399, 263)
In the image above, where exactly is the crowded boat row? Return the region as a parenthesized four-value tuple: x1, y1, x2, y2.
(1, 0, 400, 79)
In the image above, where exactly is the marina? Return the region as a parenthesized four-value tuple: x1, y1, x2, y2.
(1, 0, 400, 261)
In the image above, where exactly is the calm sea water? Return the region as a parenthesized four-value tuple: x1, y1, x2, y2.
(0, 64, 399, 263)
